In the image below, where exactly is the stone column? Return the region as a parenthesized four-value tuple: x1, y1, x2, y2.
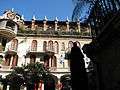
(12, 55, 18, 66)
(49, 58, 51, 67)
(38, 80, 44, 90)
(7, 85, 10, 90)
(10, 56, 13, 66)
(57, 80, 62, 90)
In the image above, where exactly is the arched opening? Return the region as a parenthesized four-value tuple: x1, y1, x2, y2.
(44, 54, 50, 68)
(30, 54, 36, 63)
(5, 54, 11, 66)
(54, 41, 59, 54)
(43, 41, 47, 52)
(1, 38, 7, 49)
(4, 54, 18, 66)
(48, 40, 53, 52)
(11, 39, 18, 51)
(51, 56, 57, 67)
(31, 40, 37, 51)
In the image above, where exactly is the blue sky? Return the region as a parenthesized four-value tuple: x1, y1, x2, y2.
(0, 0, 74, 21)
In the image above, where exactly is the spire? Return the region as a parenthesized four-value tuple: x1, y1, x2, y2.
(77, 18, 80, 22)
(66, 16, 69, 22)
(12, 8, 14, 12)
(32, 15, 36, 20)
(44, 16, 47, 21)
(21, 15, 24, 20)
(55, 17, 58, 21)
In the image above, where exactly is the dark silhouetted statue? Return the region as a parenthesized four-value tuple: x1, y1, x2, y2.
(70, 42, 88, 90)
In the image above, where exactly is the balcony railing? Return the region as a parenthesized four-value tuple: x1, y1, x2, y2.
(0, 66, 13, 71)
(18, 29, 91, 37)
(49, 67, 70, 73)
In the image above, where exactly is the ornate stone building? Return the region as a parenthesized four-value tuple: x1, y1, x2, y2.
(0, 10, 91, 83)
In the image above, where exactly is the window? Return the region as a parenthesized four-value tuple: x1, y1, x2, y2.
(11, 39, 18, 51)
(5, 54, 11, 66)
(48, 40, 53, 51)
(30, 54, 36, 63)
(43, 41, 47, 52)
(54, 41, 59, 54)
(31, 40, 37, 51)
(5, 54, 18, 66)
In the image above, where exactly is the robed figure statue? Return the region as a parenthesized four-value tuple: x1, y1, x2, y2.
(70, 42, 88, 90)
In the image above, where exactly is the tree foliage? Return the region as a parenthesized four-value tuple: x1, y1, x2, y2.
(1, 62, 52, 90)
(72, 0, 120, 36)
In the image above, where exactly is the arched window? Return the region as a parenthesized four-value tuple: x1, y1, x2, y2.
(54, 41, 59, 54)
(68, 41, 73, 49)
(43, 41, 47, 52)
(31, 40, 37, 51)
(11, 39, 18, 51)
(48, 40, 53, 52)
(30, 54, 36, 63)
(5, 54, 11, 66)
(61, 42, 65, 51)
(51, 56, 57, 67)
(5, 54, 18, 66)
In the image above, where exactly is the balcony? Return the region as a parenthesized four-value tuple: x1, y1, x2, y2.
(0, 19, 18, 39)
(49, 67, 70, 75)
(0, 66, 13, 77)
(0, 66, 13, 71)
(17, 28, 91, 38)
(4, 47, 17, 55)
